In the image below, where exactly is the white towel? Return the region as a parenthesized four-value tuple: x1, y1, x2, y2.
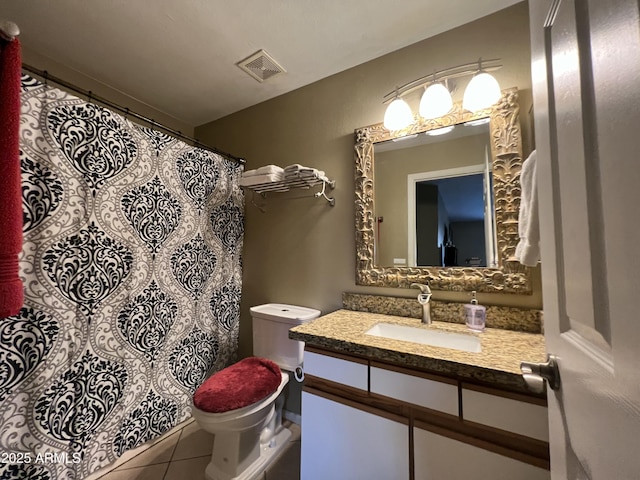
(239, 173, 283, 187)
(303, 170, 325, 187)
(299, 168, 324, 179)
(285, 163, 322, 178)
(284, 164, 304, 179)
(256, 164, 284, 175)
(242, 165, 283, 178)
(298, 167, 322, 174)
(515, 150, 540, 266)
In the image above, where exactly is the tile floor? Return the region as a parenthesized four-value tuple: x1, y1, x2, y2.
(96, 419, 300, 480)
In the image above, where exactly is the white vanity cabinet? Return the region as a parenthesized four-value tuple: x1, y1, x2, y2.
(461, 383, 549, 442)
(302, 349, 409, 479)
(301, 346, 550, 480)
(414, 425, 550, 480)
(369, 363, 459, 415)
(301, 391, 409, 480)
(303, 350, 368, 390)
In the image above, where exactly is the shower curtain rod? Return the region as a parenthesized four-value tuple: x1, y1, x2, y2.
(21, 63, 246, 165)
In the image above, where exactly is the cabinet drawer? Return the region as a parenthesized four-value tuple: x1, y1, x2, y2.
(462, 387, 549, 441)
(304, 351, 368, 390)
(414, 426, 550, 480)
(370, 366, 458, 415)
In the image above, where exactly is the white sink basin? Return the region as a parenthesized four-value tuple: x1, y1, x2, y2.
(365, 323, 481, 353)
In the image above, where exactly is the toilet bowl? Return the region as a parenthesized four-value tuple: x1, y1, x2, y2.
(191, 303, 320, 480)
(191, 359, 290, 480)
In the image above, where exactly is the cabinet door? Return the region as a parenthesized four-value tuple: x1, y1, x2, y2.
(370, 365, 458, 416)
(304, 350, 368, 390)
(301, 391, 409, 480)
(462, 386, 548, 442)
(414, 427, 549, 480)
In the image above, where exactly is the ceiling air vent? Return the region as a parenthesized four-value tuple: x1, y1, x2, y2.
(237, 50, 286, 83)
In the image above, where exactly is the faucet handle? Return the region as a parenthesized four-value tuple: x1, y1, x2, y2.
(411, 283, 432, 305)
(410, 283, 431, 294)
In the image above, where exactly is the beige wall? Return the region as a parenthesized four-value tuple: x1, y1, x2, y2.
(195, 2, 540, 360)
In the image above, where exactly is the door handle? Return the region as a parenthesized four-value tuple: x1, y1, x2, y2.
(520, 354, 560, 394)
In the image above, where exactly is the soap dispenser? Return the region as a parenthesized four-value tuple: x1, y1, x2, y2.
(465, 291, 486, 332)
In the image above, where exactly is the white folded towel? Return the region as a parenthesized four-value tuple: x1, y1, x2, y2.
(284, 164, 303, 172)
(299, 168, 324, 179)
(239, 173, 284, 187)
(242, 165, 284, 178)
(300, 170, 325, 186)
(284, 164, 304, 178)
(256, 164, 284, 175)
(284, 164, 325, 184)
(515, 150, 540, 266)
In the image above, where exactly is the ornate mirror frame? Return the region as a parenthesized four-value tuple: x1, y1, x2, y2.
(354, 87, 532, 293)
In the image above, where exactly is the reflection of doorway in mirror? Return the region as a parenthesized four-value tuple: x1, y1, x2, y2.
(408, 164, 497, 268)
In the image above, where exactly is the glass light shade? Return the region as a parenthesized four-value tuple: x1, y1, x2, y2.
(464, 118, 491, 127)
(426, 125, 455, 136)
(383, 98, 413, 131)
(419, 83, 453, 119)
(462, 72, 501, 112)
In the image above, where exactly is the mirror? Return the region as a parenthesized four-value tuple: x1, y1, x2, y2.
(374, 122, 496, 268)
(354, 87, 532, 293)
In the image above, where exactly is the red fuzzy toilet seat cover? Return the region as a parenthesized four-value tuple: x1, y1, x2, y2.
(193, 357, 282, 413)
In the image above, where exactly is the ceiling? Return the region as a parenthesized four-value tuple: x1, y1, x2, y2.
(2, 0, 521, 127)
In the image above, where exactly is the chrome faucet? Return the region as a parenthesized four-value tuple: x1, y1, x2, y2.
(411, 283, 432, 324)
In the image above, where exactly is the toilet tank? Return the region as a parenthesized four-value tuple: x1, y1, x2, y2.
(251, 303, 321, 371)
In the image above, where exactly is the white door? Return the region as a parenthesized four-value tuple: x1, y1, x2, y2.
(529, 1, 640, 478)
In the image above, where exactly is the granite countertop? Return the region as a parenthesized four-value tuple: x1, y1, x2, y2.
(289, 309, 547, 395)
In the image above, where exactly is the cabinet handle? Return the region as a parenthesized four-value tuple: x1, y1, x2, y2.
(520, 354, 560, 393)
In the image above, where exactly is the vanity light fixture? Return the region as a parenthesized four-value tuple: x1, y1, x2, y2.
(462, 60, 502, 113)
(382, 58, 501, 131)
(383, 90, 414, 131)
(464, 118, 491, 127)
(392, 134, 418, 142)
(426, 125, 455, 136)
(419, 81, 453, 120)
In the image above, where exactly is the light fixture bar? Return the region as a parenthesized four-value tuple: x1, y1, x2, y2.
(382, 58, 502, 104)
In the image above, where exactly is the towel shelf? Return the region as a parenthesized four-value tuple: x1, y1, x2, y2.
(242, 173, 336, 207)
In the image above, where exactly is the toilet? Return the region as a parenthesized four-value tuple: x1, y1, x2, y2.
(191, 303, 320, 480)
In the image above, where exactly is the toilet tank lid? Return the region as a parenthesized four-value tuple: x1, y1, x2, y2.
(250, 303, 321, 324)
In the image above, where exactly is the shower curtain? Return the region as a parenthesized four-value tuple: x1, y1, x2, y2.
(0, 75, 244, 480)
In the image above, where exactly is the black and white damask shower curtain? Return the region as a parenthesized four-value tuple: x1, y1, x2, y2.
(0, 75, 244, 480)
